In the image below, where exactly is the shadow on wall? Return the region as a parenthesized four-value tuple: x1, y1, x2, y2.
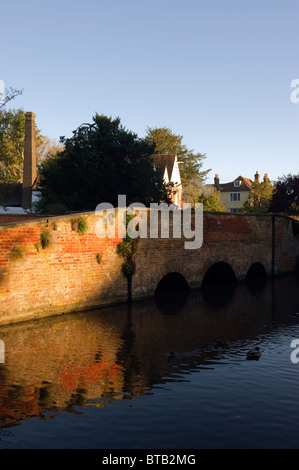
(0, 267, 7, 286)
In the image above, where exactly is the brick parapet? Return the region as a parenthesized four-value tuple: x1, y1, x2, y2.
(0, 211, 297, 325)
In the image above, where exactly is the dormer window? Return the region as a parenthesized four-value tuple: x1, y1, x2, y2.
(234, 180, 241, 187)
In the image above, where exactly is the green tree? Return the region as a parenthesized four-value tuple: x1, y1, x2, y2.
(37, 114, 172, 213)
(270, 174, 299, 214)
(0, 108, 59, 183)
(183, 177, 225, 211)
(242, 177, 274, 213)
(145, 126, 210, 184)
(0, 109, 25, 182)
(197, 189, 225, 212)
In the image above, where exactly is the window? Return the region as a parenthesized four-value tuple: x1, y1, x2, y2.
(234, 180, 241, 187)
(230, 208, 240, 213)
(229, 192, 241, 202)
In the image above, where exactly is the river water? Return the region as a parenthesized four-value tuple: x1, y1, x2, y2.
(0, 274, 299, 449)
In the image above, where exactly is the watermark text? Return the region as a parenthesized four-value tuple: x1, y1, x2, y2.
(95, 195, 203, 250)
(290, 79, 299, 104)
(0, 339, 4, 364)
(290, 339, 299, 363)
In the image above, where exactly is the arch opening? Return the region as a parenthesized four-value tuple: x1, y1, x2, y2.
(201, 262, 237, 307)
(202, 262, 237, 286)
(245, 263, 267, 294)
(246, 263, 267, 281)
(154, 273, 189, 314)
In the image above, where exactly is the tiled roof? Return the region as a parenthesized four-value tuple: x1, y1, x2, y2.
(152, 154, 176, 181)
(219, 175, 253, 192)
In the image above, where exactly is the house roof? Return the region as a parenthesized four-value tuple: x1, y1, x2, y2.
(152, 154, 176, 181)
(219, 175, 253, 192)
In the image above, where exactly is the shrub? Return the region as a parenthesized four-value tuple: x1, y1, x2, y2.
(71, 216, 88, 235)
(40, 232, 51, 249)
(121, 260, 136, 278)
(116, 212, 139, 280)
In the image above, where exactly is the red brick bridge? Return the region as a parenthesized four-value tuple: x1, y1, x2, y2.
(0, 211, 298, 325)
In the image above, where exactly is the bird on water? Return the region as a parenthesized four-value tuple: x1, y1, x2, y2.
(246, 347, 261, 360)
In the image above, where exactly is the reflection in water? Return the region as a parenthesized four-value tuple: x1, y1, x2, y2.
(201, 282, 236, 307)
(116, 306, 141, 398)
(0, 274, 298, 448)
(245, 276, 267, 295)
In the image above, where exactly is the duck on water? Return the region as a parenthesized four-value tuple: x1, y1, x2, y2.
(246, 347, 262, 361)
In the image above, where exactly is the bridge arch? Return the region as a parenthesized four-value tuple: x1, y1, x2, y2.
(201, 261, 237, 286)
(154, 272, 189, 314)
(245, 262, 267, 293)
(155, 272, 189, 294)
(201, 262, 237, 307)
(245, 262, 267, 281)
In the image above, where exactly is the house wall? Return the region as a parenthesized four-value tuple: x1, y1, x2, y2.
(171, 159, 182, 207)
(220, 190, 250, 212)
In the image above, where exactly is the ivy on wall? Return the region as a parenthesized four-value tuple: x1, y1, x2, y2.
(116, 213, 139, 301)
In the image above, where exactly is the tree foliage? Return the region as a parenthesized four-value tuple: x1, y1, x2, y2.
(197, 189, 225, 212)
(242, 177, 274, 213)
(183, 177, 225, 211)
(145, 126, 210, 184)
(0, 109, 25, 182)
(0, 108, 60, 183)
(37, 114, 172, 213)
(270, 174, 299, 214)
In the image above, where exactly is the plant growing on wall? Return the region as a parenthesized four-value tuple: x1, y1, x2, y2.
(71, 216, 88, 235)
(116, 213, 139, 301)
(34, 242, 41, 253)
(117, 234, 139, 276)
(40, 231, 51, 249)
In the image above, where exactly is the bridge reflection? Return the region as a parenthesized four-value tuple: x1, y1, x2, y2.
(0, 274, 298, 428)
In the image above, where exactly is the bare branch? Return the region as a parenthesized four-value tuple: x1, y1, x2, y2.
(0, 87, 23, 110)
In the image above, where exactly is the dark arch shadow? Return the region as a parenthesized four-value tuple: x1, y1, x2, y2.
(154, 272, 190, 315)
(245, 262, 267, 294)
(201, 262, 237, 307)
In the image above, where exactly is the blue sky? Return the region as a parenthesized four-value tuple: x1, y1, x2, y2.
(1, 0, 298, 184)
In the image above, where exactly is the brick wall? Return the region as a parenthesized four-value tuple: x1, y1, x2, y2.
(0, 213, 127, 324)
(0, 211, 298, 325)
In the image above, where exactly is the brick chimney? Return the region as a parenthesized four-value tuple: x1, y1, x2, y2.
(214, 173, 220, 190)
(254, 171, 260, 183)
(22, 112, 37, 209)
(264, 173, 269, 182)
